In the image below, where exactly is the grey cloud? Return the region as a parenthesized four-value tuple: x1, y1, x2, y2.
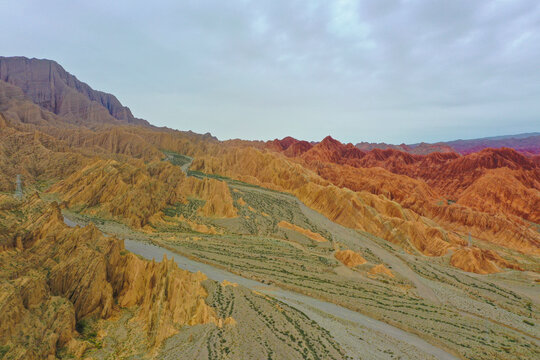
(0, 0, 538, 143)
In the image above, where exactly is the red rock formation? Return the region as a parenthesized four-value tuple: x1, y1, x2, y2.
(301, 136, 366, 164)
(266, 137, 540, 254)
(456, 168, 540, 223)
(350, 147, 537, 200)
(354, 133, 540, 155)
(266, 137, 314, 157)
(409, 142, 456, 155)
(284, 140, 313, 157)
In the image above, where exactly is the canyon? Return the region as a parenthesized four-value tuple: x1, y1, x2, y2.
(0, 57, 538, 360)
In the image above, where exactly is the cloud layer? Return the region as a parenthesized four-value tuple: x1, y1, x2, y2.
(1, 0, 539, 143)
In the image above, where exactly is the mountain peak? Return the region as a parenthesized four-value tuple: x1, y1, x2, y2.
(0, 56, 148, 126)
(320, 135, 339, 145)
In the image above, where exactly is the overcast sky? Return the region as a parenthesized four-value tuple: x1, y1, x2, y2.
(1, 0, 539, 143)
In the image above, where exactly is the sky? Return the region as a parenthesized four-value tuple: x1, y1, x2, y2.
(1, 0, 539, 144)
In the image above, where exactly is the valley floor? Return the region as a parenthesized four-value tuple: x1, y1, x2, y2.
(64, 215, 456, 360)
(60, 170, 540, 360)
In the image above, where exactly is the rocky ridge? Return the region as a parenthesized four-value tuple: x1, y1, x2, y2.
(0, 194, 224, 359)
(49, 159, 237, 229)
(0, 57, 148, 126)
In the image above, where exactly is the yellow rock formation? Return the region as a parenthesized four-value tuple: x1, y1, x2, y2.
(334, 250, 367, 267)
(369, 264, 395, 278)
(0, 129, 87, 192)
(278, 220, 327, 242)
(295, 182, 455, 256)
(175, 215, 219, 234)
(221, 280, 239, 287)
(180, 177, 238, 218)
(109, 252, 218, 345)
(0, 195, 221, 358)
(49, 158, 237, 228)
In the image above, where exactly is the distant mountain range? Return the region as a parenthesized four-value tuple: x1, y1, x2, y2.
(356, 132, 540, 155)
(355, 141, 455, 155)
(442, 133, 540, 155)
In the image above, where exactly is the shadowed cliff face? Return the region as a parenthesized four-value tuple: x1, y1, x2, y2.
(0, 194, 222, 359)
(0, 56, 148, 126)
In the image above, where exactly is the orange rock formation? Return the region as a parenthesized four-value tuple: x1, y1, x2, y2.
(49, 158, 237, 228)
(181, 177, 238, 218)
(450, 247, 523, 274)
(334, 250, 367, 267)
(0, 195, 222, 359)
(277, 221, 327, 242)
(369, 264, 395, 278)
(191, 147, 461, 256)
